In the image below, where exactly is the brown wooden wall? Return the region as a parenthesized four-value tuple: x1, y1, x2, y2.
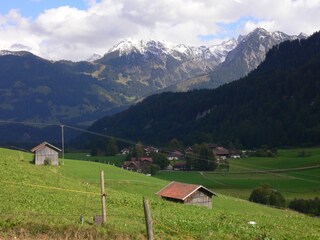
(34, 146, 59, 166)
(184, 189, 212, 208)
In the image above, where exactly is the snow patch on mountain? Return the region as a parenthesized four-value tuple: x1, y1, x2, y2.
(0, 50, 32, 57)
(87, 53, 102, 62)
(107, 38, 238, 66)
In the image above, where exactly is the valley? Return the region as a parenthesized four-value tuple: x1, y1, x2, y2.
(1, 1, 319, 239)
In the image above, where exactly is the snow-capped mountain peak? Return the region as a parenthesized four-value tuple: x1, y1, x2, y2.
(87, 53, 102, 62)
(108, 39, 168, 56)
(298, 32, 308, 39)
(107, 38, 238, 68)
(208, 38, 237, 61)
(0, 50, 33, 57)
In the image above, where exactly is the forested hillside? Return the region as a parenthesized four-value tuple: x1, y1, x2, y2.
(78, 31, 320, 149)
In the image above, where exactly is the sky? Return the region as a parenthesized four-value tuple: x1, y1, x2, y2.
(0, 0, 319, 61)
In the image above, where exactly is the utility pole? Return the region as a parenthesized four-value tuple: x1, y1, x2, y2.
(61, 125, 65, 165)
(100, 170, 107, 224)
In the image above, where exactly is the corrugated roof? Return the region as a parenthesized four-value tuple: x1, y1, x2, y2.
(156, 181, 217, 201)
(31, 142, 61, 153)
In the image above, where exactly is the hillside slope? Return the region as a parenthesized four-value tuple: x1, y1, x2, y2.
(1, 148, 320, 239)
(80, 31, 320, 148)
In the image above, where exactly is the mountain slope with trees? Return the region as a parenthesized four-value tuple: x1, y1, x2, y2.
(79, 31, 320, 148)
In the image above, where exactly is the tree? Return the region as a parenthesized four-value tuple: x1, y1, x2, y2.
(90, 146, 98, 156)
(249, 184, 286, 207)
(106, 137, 118, 156)
(132, 142, 145, 160)
(167, 138, 183, 151)
(151, 152, 169, 170)
(150, 164, 160, 175)
(187, 143, 217, 171)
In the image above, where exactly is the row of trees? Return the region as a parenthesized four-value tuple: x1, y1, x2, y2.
(249, 185, 320, 217)
(289, 198, 320, 216)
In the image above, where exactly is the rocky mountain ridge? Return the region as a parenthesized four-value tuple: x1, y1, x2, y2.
(167, 28, 307, 90)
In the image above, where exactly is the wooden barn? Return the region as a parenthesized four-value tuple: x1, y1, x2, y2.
(31, 142, 61, 166)
(156, 181, 217, 208)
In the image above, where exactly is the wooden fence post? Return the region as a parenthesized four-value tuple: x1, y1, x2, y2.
(143, 197, 154, 240)
(101, 170, 107, 224)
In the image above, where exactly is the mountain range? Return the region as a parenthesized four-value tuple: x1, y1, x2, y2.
(75, 31, 320, 149)
(0, 28, 308, 144)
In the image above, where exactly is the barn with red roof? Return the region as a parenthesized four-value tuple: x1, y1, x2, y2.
(156, 181, 217, 208)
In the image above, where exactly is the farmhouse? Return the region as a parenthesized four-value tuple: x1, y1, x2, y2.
(122, 157, 153, 173)
(122, 161, 140, 171)
(212, 146, 230, 160)
(144, 146, 159, 156)
(31, 142, 61, 166)
(120, 148, 130, 155)
(156, 181, 217, 208)
(167, 150, 184, 160)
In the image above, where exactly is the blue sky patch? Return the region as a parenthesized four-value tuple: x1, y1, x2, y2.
(0, 0, 91, 18)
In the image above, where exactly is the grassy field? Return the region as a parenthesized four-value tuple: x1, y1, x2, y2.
(155, 148, 320, 200)
(63, 152, 126, 166)
(0, 147, 319, 239)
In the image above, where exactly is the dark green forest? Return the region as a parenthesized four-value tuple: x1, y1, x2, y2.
(76, 31, 320, 149)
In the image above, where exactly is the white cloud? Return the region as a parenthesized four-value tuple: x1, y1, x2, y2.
(0, 0, 319, 61)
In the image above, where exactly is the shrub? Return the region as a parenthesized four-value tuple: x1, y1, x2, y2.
(297, 150, 311, 157)
(150, 164, 160, 175)
(249, 184, 286, 207)
(44, 158, 52, 166)
(289, 197, 320, 216)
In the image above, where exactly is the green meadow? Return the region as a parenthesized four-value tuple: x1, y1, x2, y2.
(63, 152, 126, 166)
(0, 147, 319, 239)
(155, 148, 320, 200)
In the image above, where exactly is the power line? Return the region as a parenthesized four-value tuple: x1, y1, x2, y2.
(0, 120, 60, 127)
(0, 120, 225, 164)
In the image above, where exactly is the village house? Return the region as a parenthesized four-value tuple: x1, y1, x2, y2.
(185, 146, 193, 155)
(229, 149, 242, 159)
(122, 157, 153, 173)
(31, 142, 61, 166)
(144, 146, 159, 156)
(120, 148, 130, 155)
(212, 146, 230, 161)
(165, 162, 188, 171)
(167, 150, 184, 161)
(122, 161, 140, 171)
(156, 181, 217, 208)
(173, 162, 187, 170)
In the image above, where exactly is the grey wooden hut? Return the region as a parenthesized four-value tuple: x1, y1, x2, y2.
(31, 142, 61, 166)
(156, 181, 217, 208)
